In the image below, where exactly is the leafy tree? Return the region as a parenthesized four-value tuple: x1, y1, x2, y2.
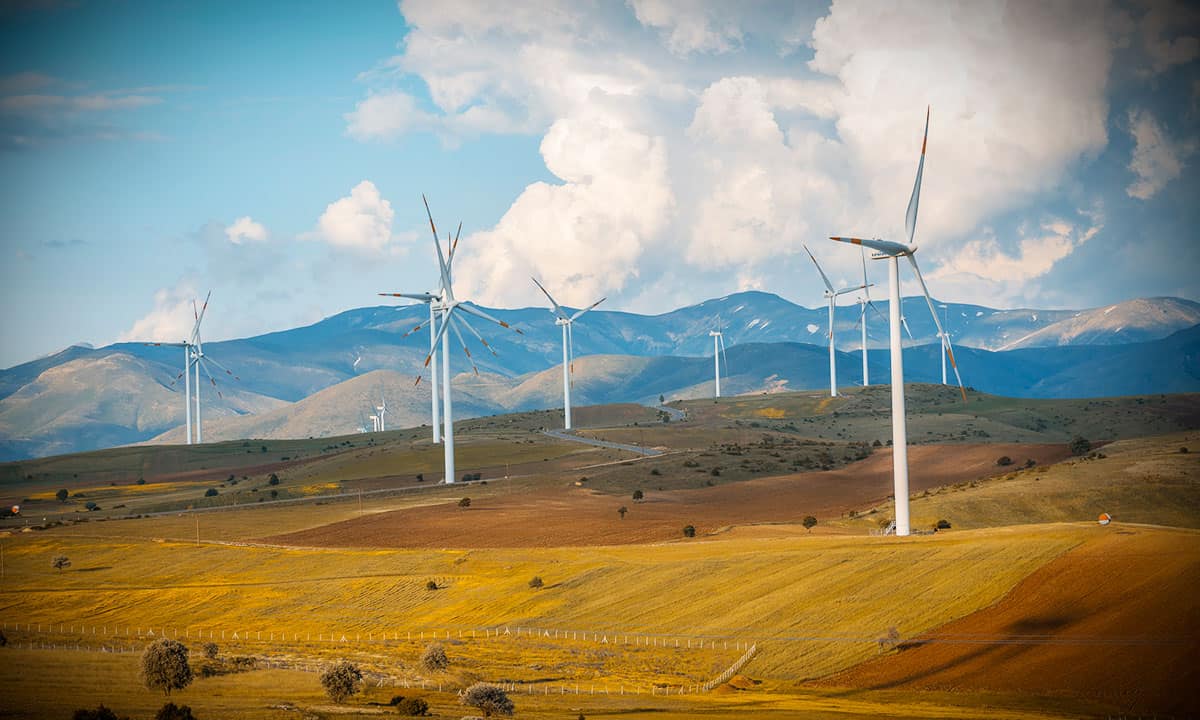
(53, 555, 71, 572)
(618, 506, 628, 519)
(458, 497, 471, 508)
(1069, 436, 1092, 456)
(154, 703, 196, 720)
(528, 576, 544, 589)
(802, 516, 817, 532)
(996, 456, 1013, 466)
(56, 488, 69, 502)
(202, 642, 218, 659)
(320, 660, 362, 703)
(268, 473, 279, 486)
(394, 697, 429, 715)
(682, 525, 696, 538)
(420, 642, 449, 672)
(659, 394, 665, 403)
(140, 639, 193, 696)
(426, 580, 438, 591)
(204, 488, 218, 497)
(936, 519, 952, 530)
(461, 682, 515, 717)
(85, 501, 100, 511)
(632, 489, 644, 502)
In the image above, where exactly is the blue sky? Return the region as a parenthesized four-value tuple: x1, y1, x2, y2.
(1, 0, 1197, 369)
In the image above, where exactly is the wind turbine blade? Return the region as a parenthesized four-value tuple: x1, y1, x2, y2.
(905, 106, 929, 245)
(860, 247, 871, 301)
(803, 244, 835, 292)
(567, 321, 575, 385)
(531, 277, 565, 317)
(829, 236, 911, 257)
(202, 354, 240, 381)
(198, 357, 223, 398)
(718, 333, 728, 378)
(901, 314, 914, 339)
(834, 283, 869, 297)
(195, 291, 212, 329)
(854, 302, 866, 331)
(448, 314, 480, 376)
(380, 292, 439, 303)
(867, 300, 888, 324)
(569, 296, 605, 322)
(906, 254, 967, 402)
(456, 313, 498, 356)
(402, 318, 432, 338)
(422, 311, 455, 368)
(421, 194, 439, 242)
(423, 196, 453, 300)
(458, 303, 523, 334)
(450, 221, 462, 260)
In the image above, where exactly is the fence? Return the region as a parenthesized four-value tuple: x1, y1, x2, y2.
(703, 642, 758, 691)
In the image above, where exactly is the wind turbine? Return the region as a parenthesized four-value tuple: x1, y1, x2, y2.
(709, 324, 727, 398)
(145, 338, 193, 444)
(829, 106, 966, 537)
(803, 245, 869, 397)
(376, 396, 387, 432)
(531, 278, 605, 430)
(379, 289, 445, 444)
(938, 304, 951, 385)
(186, 292, 240, 444)
(393, 196, 523, 484)
(853, 248, 887, 387)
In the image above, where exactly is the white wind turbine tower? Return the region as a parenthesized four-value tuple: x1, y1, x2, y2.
(709, 323, 727, 398)
(376, 396, 387, 432)
(186, 292, 240, 444)
(803, 245, 869, 398)
(391, 196, 523, 484)
(146, 338, 194, 444)
(829, 107, 966, 537)
(938, 303, 951, 385)
(531, 277, 605, 430)
(379, 284, 449, 444)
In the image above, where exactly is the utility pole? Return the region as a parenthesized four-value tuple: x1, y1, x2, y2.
(195, 514, 199, 547)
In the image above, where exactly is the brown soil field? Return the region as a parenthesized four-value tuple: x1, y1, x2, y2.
(263, 442, 1072, 548)
(817, 526, 1200, 716)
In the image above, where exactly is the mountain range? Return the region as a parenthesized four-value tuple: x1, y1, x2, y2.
(3, 292, 1198, 460)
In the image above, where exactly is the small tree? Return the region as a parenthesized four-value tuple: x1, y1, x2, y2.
(72, 706, 128, 720)
(268, 473, 279, 486)
(53, 555, 71, 572)
(528, 576, 544, 589)
(458, 497, 471, 508)
(682, 524, 696, 538)
(632, 489, 644, 502)
(140, 639, 193, 696)
(426, 580, 438, 591)
(1069, 436, 1092, 456)
(154, 703, 196, 720)
(420, 642, 449, 672)
(202, 642, 218, 659)
(659, 394, 665, 403)
(618, 505, 628, 519)
(204, 488, 218, 497)
(936, 519, 952, 530)
(461, 682, 515, 717)
(320, 660, 362, 703)
(802, 515, 817, 532)
(56, 488, 69, 502)
(395, 697, 429, 715)
(996, 455, 1013, 466)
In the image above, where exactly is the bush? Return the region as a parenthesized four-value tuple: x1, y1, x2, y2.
(996, 456, 1013, 466)
(682, 525, 696, 538)
(57, 488, 69, 502)
(936, 519, 952, 530)
(528, 576, 544, 589)
(632, 489, 643, 501)
(53, 555, 71, 572)
(0, 629, 6, 646)
(618, 505, 628, 519)
(420, 642, 449, 672)
(268, 473, 279, 485)
(710, 467, 721, 476)
(426, 580, 438, 591)
(1024, 458, 1037, 468)
(461, 682, 514, 717)
(458, 497, 471, 508)
(802, 516, 817, 532)
(1069, 436, 1092, 456)
(140, 639, 193, 696)
(73, 706, 129, 720)
(202, 642, 218, 659)
(85, 501, 100, 511)
(395, 697, 428, 715)
(320, 660, 362, 703)
(649, 468, 661, 475)
(154, 703, 196, 720)
(204, 488, 218, 497)
(1181, 447, 1190, 454)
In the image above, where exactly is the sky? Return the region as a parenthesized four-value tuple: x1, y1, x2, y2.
(1, 0, 1198, 370)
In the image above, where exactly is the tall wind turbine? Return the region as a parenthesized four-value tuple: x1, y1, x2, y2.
(709, 324, 727, 398)
(145, 338, 193, 444)
(938, 303, 951, 385)
(186, 292, 240, 444)
(394, 196, 523, 484)
(829, 107, 966, 537)
(379, 290, 444, 444)
(803, 245, 869, 398)
(531, 278, 605, 430)
(376, 396, 387, 432)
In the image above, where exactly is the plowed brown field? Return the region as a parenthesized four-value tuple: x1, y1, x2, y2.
(818, 526, 1200, 716)
(263, 442, 1071, 548)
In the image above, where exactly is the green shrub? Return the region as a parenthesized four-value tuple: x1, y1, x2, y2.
(395, 697, 429, 715)
(73, 706, 129, 720)
(996, 456, 1013, 466)
(420, 642, 449, 672)
(320, 661, 362, 703)
(154, 702, 196, 720)
(1069, 436, 1091, 456)
(528, 576, 544, 589)
(936, 519, 952, 530)
(204, 488, 218, 497)
(682, 525, 696, 538)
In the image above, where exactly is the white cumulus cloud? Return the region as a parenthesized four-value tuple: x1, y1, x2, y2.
(314, 180, 397, 252)
(1126, 108, 1195, 200)
(224, 216, 268, 244)
(117, 282, 198, 343)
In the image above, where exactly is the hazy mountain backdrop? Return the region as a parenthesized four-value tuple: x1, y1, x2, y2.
(3, 292, 1198, 460)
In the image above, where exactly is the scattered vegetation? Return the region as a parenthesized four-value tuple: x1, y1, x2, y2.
(461, 682, 515, 717)
(420, 642, 449, 672)
(1070, 436, 1092, 456)
(528, 575, 544, 589)
(140, 639, 193, 696)
(425, 580, 439, 591)
(72, 706, 129, 720)
(202, 642, 218, 659)
(390, 696, 429, 715)
(56, 488, 69, 502)
(154, 703, 196, 720)
(618, 505, 628, 519)
(936, 519, 952, 530)
(52, 554, 71, 572)
(204, 488, 218, 497)
(632, 489, 644, 501)
(319, 660, 362, 703)
(803, 515, 817, 532)
(996, 455, 1013, 466)
(458, 497, 472, 508)
(682, 524, 696, 538)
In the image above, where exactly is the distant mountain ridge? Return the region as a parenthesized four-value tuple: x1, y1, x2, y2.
(2, 292, 1198, 460)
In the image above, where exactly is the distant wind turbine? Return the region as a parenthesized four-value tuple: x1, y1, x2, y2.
(938, 304, 951, 385)
(378, 286, 447, 444)
(829, 106, 966, 537)
(709, 323, 727, 398)
(803, 245, 869, 398)
(186, 292, 240, 444)
(531, 277, 604, 430)
(854, 248, 887, 387)
(394, 196, 523, 484)
(376, 396, 387, 432)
